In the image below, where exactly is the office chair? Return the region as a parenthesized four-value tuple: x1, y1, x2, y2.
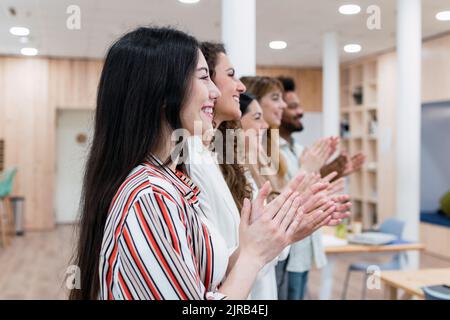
(422, 285, 450, 300)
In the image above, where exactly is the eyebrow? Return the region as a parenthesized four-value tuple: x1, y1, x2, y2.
(197, 67, 209, 73)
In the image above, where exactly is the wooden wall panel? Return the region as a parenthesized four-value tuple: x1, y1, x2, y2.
(0, 57, 53, 230)
(256, 66, 323, 112)
(422, 34, 450, 103)
(49, 58, 103, 109)
(0, 57, 103, 231)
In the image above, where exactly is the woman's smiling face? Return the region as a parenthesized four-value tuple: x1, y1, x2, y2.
(240, 99, 269, 157)
(212, 53, 246, 126)
(180, 49, 221, 136)
(259, 88, 287, 128)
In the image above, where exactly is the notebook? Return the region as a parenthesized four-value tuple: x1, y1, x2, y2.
(347, 232, 397, 245)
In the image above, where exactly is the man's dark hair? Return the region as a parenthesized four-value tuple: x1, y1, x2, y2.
(277, 76, 296, 92)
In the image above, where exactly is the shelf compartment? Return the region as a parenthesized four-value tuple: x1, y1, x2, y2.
(350, 65, 363, 87)
(350, 111, 364, 137)
(341, 68, 350, 87)
(364, 60, 378, 84)
(366, 139, 378, 163)
(365, 171, 378, 201)
(349, 171, 363, 199)
(350, 137, 363, 155)
(363, 202, 378, 229)
(351, 199, 363, 223)
(364, 83, 378, 106)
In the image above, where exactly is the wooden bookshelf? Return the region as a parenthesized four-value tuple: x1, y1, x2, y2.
(340, 59, 381, 229)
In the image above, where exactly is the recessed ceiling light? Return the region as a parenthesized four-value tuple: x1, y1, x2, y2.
(269, 41, 287, 50)
(436, 11, 450, 21)
(10, 26, 30, 36)
(21, 47, 38, 56)
(344, 44, 362, 53)
(178, 0, 200, 4)
(339, 4, 361, 15)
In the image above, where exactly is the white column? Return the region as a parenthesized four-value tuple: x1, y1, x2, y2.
(221, 0, 256, 77)
(396, 0, 422, 269)
(322, 32, 340, 137)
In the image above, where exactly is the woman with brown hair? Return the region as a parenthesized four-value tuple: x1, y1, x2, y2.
(240, 76, 289, 192)
(186, 42, 351, 299)
(237, 92, 290, 299)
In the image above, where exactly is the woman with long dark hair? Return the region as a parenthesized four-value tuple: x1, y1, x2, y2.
(69, 26, 312, 300)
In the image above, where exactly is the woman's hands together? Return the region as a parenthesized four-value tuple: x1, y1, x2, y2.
(299, 137, 339, 173)
(238, 172, 351, 269)
(239, 181, 303, 268)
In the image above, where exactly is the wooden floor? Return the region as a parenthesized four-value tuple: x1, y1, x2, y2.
(0, 225, 449, 300)
(0, 224, 77, 299)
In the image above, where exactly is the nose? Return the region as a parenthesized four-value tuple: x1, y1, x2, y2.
(237, 79, 246, 93)
(280, 98, 287, 110)
(209, 80, 221, 100)
(261, 119, 269, 130)
(298, 103, 304, 115)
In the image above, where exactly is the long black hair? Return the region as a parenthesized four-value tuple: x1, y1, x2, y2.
(69, 26, 199, 300)
(239, 92, 257, 115)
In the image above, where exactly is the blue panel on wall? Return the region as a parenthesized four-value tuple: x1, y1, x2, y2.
(421, 101, 450, 211)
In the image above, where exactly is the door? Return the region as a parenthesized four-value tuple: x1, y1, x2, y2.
(55, 109, 94, 224)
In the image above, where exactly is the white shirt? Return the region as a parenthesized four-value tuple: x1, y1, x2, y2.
(185, 136, 241, 255)
(279, 137, 327, 273)
(245, 169, 290, 300)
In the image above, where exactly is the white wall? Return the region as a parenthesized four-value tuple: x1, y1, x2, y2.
(421, 102, 450, 211)
(292, 112, 323, 147)
(55, 109, 94, 224)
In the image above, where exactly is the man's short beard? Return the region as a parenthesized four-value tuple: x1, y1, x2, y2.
(281, 121, 304, 134)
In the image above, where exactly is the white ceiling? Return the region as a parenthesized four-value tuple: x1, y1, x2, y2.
(1, 0, 450, 67)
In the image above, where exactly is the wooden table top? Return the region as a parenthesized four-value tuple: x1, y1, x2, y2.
(325, 242, 425, 254)
(380, 268, 450, 298)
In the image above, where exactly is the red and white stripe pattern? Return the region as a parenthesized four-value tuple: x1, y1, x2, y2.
(99, 157, 227, 300)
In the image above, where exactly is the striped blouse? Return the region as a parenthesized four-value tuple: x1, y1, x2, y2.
(99, 156, 229, 300)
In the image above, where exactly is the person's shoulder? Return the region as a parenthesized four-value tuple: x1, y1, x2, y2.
(185, 136, 217, 167)
(122, 164, 182, 204)
(185, 137, 221, 182)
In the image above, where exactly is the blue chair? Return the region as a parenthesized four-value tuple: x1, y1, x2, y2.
(422, 285, 450, 300)
(341, 218, 405, 300)
(0, 168, 17, 197)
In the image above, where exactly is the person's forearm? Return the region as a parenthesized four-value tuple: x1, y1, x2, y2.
(219, 251, 263, 300)
(225, 246, 240, 275)
(320, 158, 344, 180)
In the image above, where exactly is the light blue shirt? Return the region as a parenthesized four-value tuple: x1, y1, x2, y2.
(279, 137, 327, 273)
